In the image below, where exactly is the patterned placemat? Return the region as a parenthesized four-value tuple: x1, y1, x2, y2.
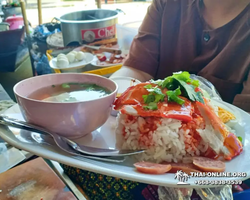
(0, 100, 16, 114)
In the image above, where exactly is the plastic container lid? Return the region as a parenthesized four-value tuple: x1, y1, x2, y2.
(5, 15, 23, 22)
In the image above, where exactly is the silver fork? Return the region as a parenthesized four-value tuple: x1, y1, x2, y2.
(0, 115, 145, 158)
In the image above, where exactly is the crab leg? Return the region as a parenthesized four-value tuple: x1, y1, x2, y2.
(196, 100, 243, 160)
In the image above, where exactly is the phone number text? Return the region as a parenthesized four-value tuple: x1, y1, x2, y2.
(194, 180, 242, 185)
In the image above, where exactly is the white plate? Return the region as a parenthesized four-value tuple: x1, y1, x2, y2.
(49, 52, 94, 71)
(74, 45, 125, 68)
(110, 76, 141, 95)
(1, 103, 250, 188)
(91, 52, 125, 67)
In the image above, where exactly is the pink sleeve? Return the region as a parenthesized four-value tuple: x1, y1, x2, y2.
(123, 0, 164, 77)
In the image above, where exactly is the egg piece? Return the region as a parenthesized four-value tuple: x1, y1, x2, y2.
(57, 57, 69, 68)
(57, 53, 64, 57)
(66, 52, 75, 63)
(71, 51, 78, 56)
(57, 53, 67, 60)
(218, 107, 236, 123)
(76, 51, 86, 61)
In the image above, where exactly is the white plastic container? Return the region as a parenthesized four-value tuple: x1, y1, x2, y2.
(116, 21, 142, 54)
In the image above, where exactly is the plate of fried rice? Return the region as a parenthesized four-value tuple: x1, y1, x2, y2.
(1, 71, 250, 188)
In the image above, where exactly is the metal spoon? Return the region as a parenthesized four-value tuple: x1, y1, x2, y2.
(0, 115, 125, 163)
(0, 115, 144, 157)
(64, 138, 145, 157)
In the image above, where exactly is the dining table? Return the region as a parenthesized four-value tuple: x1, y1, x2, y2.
(1, 79, 250, 200)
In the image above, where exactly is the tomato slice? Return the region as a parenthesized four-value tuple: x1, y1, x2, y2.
(134, 162, 172, 174)
(193, 157, 225, 172)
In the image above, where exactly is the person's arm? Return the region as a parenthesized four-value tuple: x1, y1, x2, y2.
(110, 0, 164, 80)
(111, 66, 153, 82)
(233, 70, 250, 112)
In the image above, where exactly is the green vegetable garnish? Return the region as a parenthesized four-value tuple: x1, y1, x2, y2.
(52, 85, 55, 88)
(143, 102, 158, 110)
(238, 136, 243, 142)
(144, 85, 164, 96)
(143, 94, 155, 104)
(190, 79, 199, 87)
(166, 83, 176, 90)
(145, 71, 205, 108)
(151, 71, 205, 104)
(143, 85, 166, 105)
(62, 83, 70, 89)
(172, 71, 191, 82)
(150, 79, 162, 85)
(144, 84, 153, 89)
(161, 77, 174, 89)
(176, 79, 205, 104)
(147, 87, 162, 94)
(173, 71, 200, 87)
(166, 87, 185, 105)
(155, 93, 165, 103)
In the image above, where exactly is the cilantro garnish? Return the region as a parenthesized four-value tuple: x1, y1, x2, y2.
(143, 71, 204, 109)
(148, 87, 162, 94)
(143, 85, 165, 104)
(190, 79, 199, 87)
(175, 79, 205, 104)
(238, 136, 243, 142)
(172, 71, 191, 82)
(142, 94, 155, 104)
(166, 87, 185, 105)
(173, 71, 200, 87)
(150, 71, 205, 104)
(143, 102, 158, 110)
(155, 93, 165, 103)
(142, 84, 165, 110)
(149, 79, 163, 86)
(144, 84, 153, 89)
(161, 77, 173, 89)
(62, 83, 70, 89)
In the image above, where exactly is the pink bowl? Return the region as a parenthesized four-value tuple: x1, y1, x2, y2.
(14, 73, 118, 138)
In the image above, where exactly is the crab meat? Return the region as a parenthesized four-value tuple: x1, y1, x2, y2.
(196, 100, 243, 160)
